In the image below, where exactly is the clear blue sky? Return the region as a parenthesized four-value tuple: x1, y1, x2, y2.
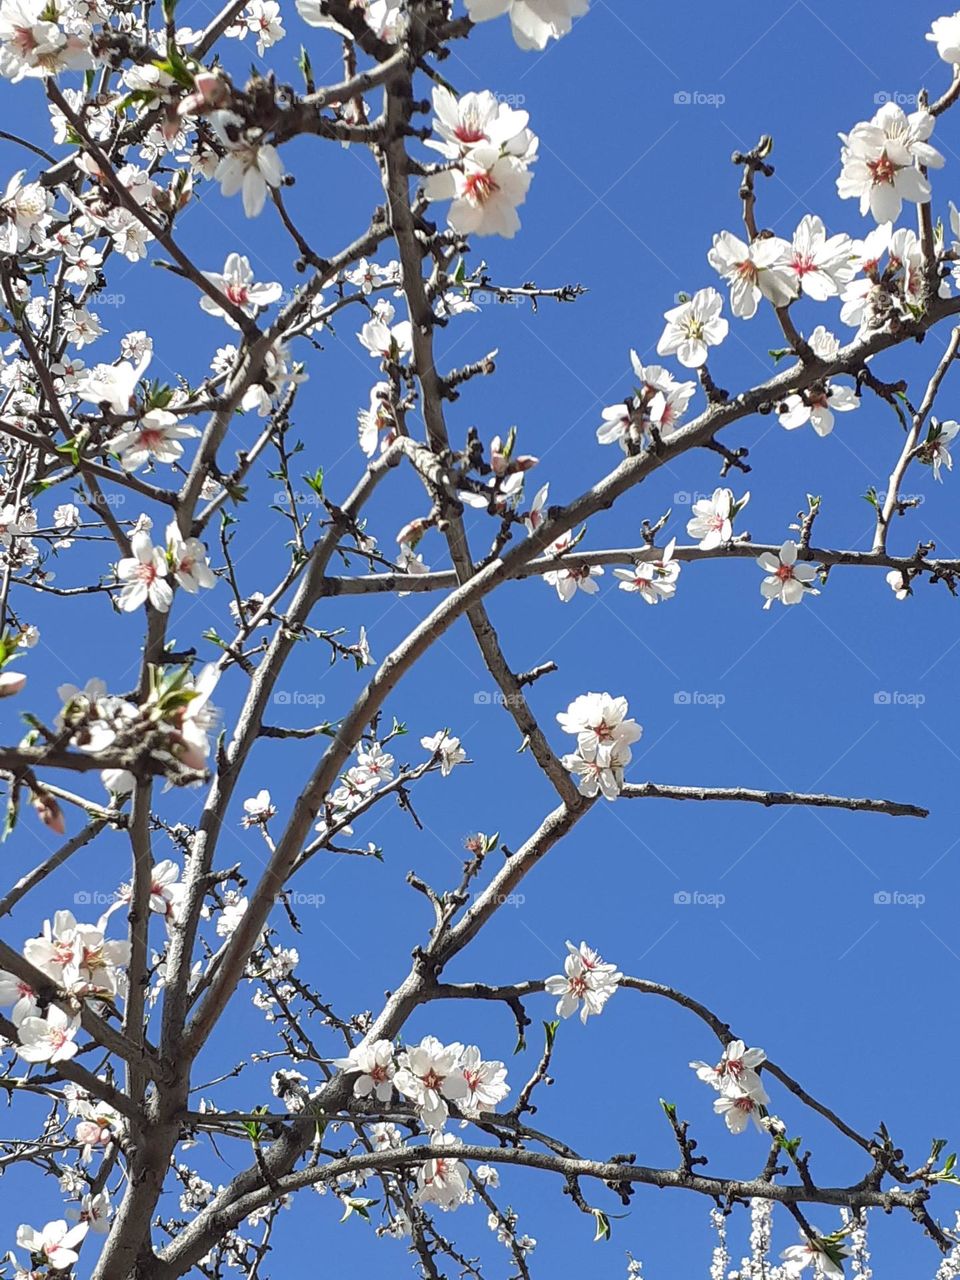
(1, 1, 959, 1276)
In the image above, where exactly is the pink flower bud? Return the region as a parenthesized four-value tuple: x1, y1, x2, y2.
(0, 670, 26, 697)
(33, 792, 65, 835)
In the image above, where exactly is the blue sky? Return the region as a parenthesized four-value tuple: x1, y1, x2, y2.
(2, 1, 960, 1276)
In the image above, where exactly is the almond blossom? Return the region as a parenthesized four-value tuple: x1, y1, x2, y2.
(425, 146, 533, 240)
(0, 968, 38, 1024)
(785, 215, 854, 300)
(76, 350, 151, 414)
(556, 692, 642, 755)
(544, 940, 621, 1023)
(166, 522, 216, 593)
(657, 287, 728, 368)
(777, 382, 859, 436)
(200, 253, 283, 326)
(394, 1036, 470, 1129)
(211, 113, 283, 217)
(459, 1046, 510, 1114)
(837, 102, 943, 224)
(116, 528, 173, 613)
(687, 487, 749, 550)
(714, 1092, 764, 1134)
(16, 1005, 81, 1064)
(542, 532, 603, 601)
(416, 1136, 470, 1210)
(241, 789, 275, 827)
(358, 302, 413, 362)
(707, 231, 797, 319)
(614, 540, 680, 605)
(108, 410, 200, 471)
(465, 0, 589, 50)
(691, 1039, 768, 1101)
(334, 1039, 397, 1103)
(781, 1240, 849, 1279)
(226, 0, 285, 55)
(928, 11, 960, 63)
(421, 731, 467, 776)
(597, 357, 697, 450)
(0, 0, 93, 82)
(756, 541, 820, 609)
(14, 1220, 88, 1271)
(886, 568, 910, 600)
(919, 418, 959, 480)
(427, 87, 533, 161)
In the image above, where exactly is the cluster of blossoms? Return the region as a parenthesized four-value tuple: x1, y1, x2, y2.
(0, 908, 129, 1064)
(335, 1034, 509, 1131)
(557, 692, 640, 800)
(424, 87, 538, 239)
(332, 1034, 510, 1214)
(597, 353, 697, 451)
(691, 1039, 771, 1135)
(314, 740, 395, 836)
(116, 516, 215, 614)
(55, 664, 220, 800)
(545, 940, 621, 1023)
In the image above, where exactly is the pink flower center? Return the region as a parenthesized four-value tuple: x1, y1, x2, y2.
(225, 283, 249, 305)
(422, 1069, 444, 1090)
(868, 151, 898, 187)
(455, 124, 487, 144)
(775, 564, 795, 582)
(138, 428, 165, 451)
(463, 170, 498, 205)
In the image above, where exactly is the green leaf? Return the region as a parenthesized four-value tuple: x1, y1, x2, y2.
(339, 1196, 377, 1223)
(543, 1019, 559, 1052)
(304, 467, 324, 499)
(592, 1210, 611, 1242)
